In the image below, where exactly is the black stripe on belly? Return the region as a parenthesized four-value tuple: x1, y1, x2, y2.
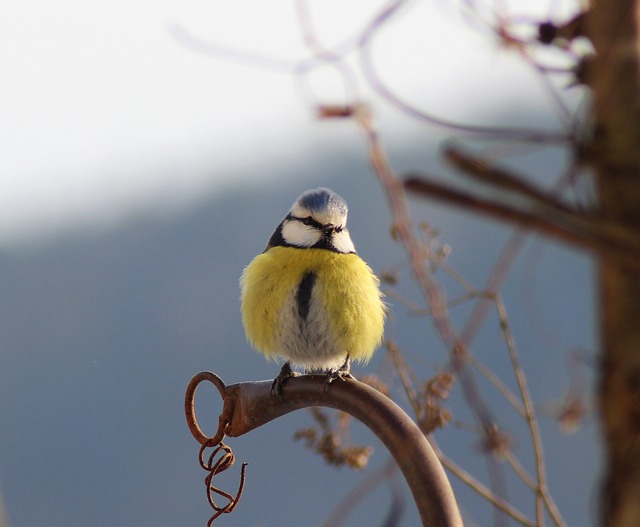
(296, 272, 317, 321)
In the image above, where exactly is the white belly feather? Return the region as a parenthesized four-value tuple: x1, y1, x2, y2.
(274, 276, 346, 371)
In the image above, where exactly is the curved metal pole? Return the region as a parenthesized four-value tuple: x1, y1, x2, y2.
(186, 372, 463, 527)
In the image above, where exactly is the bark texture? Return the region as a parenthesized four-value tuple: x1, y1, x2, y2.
(586, 3, 640, 526)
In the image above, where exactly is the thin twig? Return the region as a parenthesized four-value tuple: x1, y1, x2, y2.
(462, 227, 529, 344)
(357, 108, 497, 430)
(324, 458, 399, 527)
(404, 175, 640, 270)
(460, 154, 590, 345)
(404, 175, 586, 246)
(382, 287, 429, 315)
(504, 451, 538, 491)
(437, 450, 536, 527)
(386, 341, 420, 411)
(494, 296, 546, 525)
(354, 108, 517, 523)
(357, 1, 571, 143)
(495, 297, 566, 527)
(443, 144, 577, 215)
(470, 356, 526, 416)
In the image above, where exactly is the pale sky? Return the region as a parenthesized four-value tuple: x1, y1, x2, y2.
(1, 0, 578, 244)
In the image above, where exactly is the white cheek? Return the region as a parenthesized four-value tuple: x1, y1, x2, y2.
(282, 221, 321, 247)
(332, 230, 356, 254)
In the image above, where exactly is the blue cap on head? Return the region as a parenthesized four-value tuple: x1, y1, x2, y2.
(297, 188, 348, 216)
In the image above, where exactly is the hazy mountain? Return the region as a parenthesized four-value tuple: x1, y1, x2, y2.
(0, 148, 599, 526)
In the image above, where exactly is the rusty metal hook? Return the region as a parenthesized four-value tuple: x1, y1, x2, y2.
(185, 371, 231, 446)
(186, 372, 249, 525)
(184, 371, 463, 527)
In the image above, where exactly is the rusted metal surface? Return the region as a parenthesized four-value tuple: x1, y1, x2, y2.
(186, 371, 463, 527)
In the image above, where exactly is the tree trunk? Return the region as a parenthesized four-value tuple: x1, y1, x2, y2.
(586, 3, 640, 526)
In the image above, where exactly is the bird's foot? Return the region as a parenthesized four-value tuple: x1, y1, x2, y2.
(323, 356, 354, 392)
(271, 362, 299, 398)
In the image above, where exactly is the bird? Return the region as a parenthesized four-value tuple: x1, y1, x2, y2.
(240, 187, 386, 396)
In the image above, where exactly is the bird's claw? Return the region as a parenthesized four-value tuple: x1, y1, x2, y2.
(270, 363, 299, 398)
(323, 360, 354, 392)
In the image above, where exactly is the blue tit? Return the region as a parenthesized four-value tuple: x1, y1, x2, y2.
(240, 187, 386, 396)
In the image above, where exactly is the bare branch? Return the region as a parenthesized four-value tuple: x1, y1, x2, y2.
(443, 144, 577, 215)
(404, 174, 640, 270)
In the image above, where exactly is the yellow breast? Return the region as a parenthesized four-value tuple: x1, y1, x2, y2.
(240, 246, 385, 365)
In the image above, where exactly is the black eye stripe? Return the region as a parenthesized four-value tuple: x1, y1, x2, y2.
(286, 214, 345, 234)
(288, 214, 324, 230)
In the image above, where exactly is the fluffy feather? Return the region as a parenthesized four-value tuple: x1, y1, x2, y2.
(240, 246, 385, 370)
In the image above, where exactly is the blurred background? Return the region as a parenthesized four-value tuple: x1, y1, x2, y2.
(1, 1, 598, 526)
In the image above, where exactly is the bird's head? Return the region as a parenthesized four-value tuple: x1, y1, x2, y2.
(280, 188, 356, 254)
